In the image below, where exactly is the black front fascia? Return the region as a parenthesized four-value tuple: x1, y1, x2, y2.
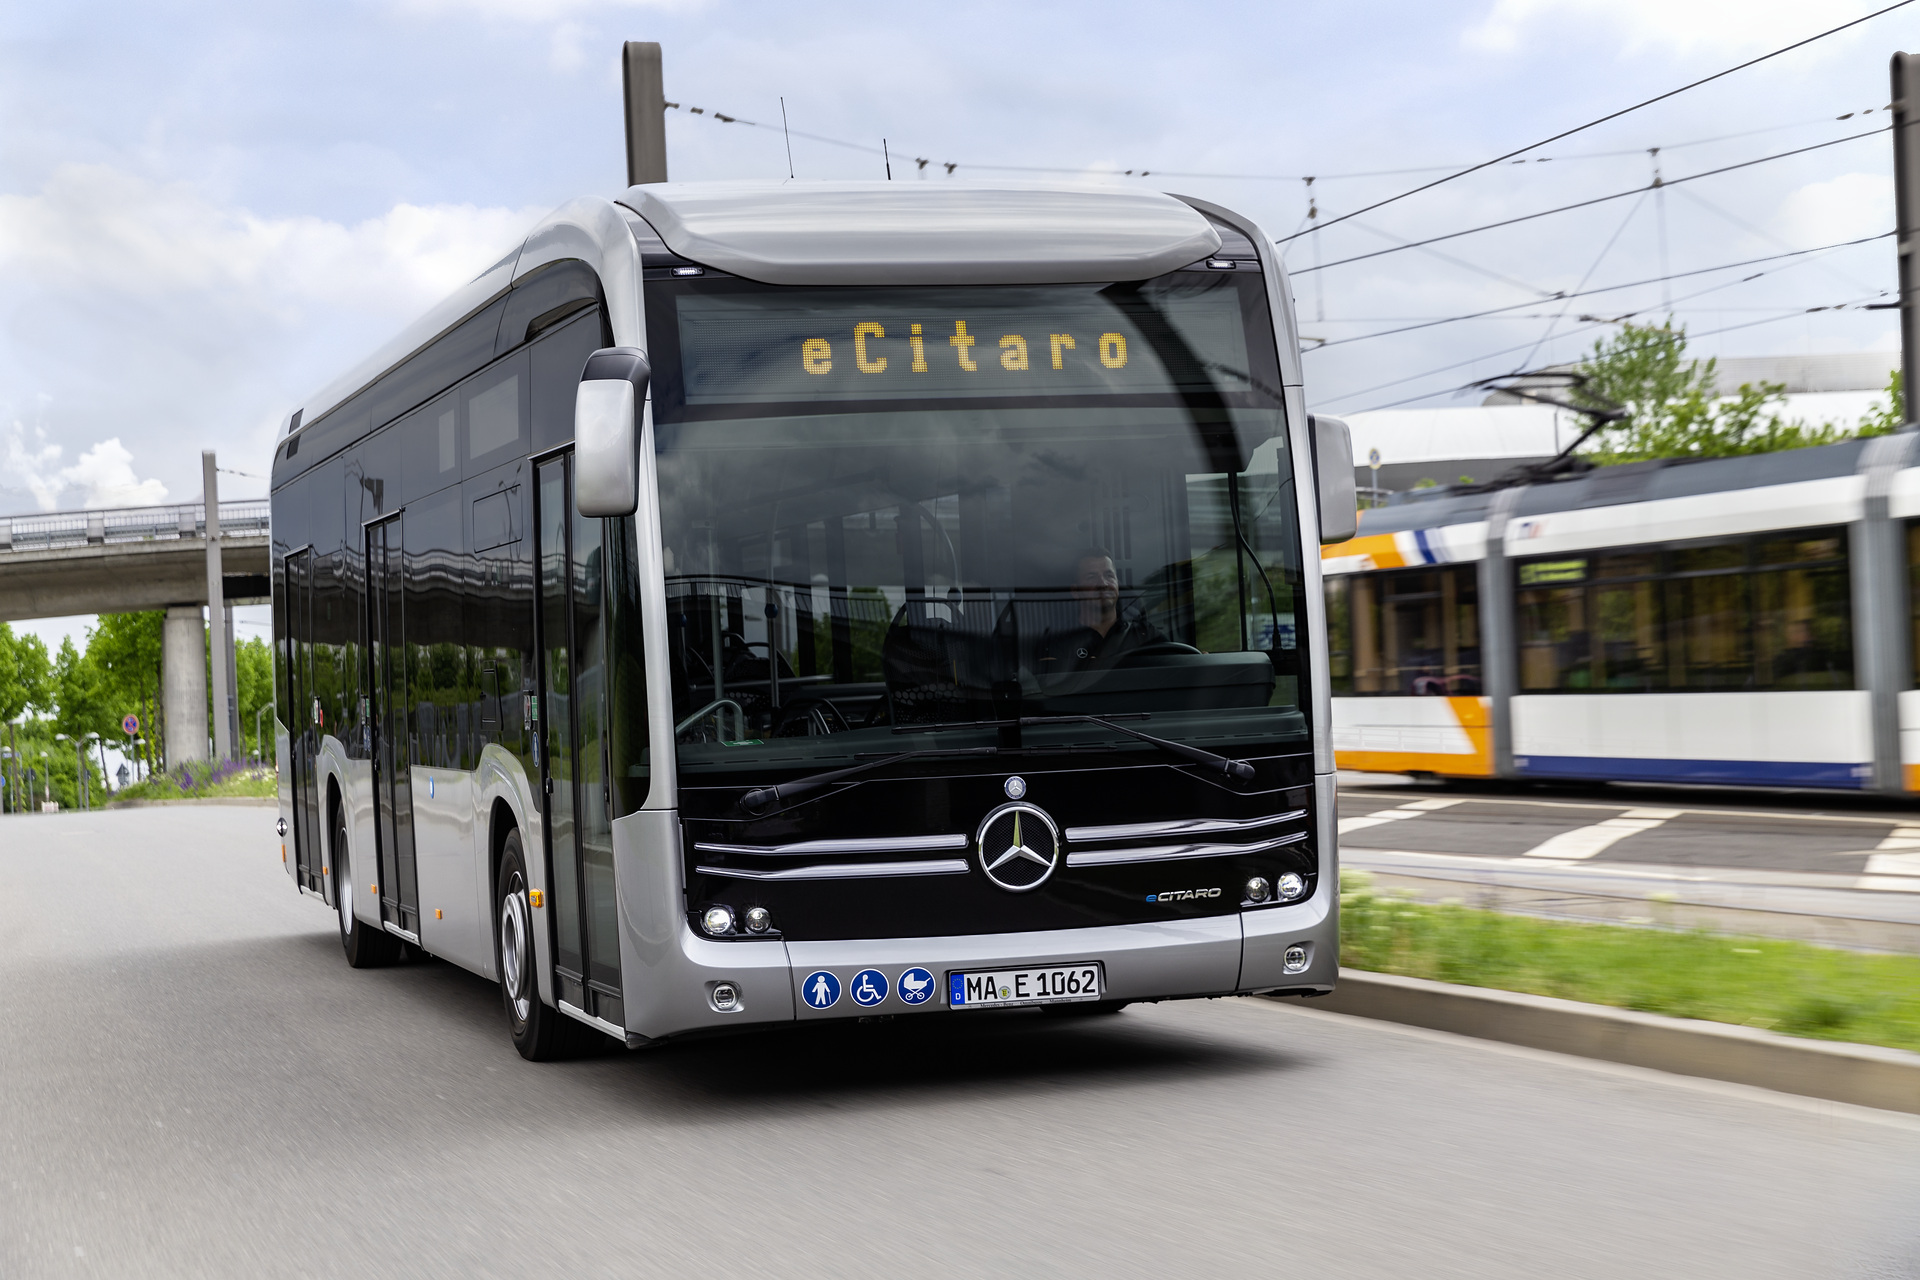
(679, 750, 1318, 941)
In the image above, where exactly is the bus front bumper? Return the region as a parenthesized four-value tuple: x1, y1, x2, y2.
(622, 890, 1335, 1042)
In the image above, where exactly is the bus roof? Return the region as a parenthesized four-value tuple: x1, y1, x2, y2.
(617, 180, 1222, 287)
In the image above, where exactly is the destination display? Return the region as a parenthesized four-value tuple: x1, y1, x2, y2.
(673, 284, 1254, 406)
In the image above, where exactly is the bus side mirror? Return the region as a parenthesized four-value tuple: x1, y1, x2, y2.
(575, 347, 652, 517)
(1310, 413, 1358, 544)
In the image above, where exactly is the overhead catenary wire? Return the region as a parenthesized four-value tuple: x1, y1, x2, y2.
(1326, 296, 1888, 415)
(1278, 0, 1917, 243)
(1292, 126, 1892, 275)
(1301, 232, 1894, 349)
(1320, 265, 1885, 407)
(660, 95, 1896, 185)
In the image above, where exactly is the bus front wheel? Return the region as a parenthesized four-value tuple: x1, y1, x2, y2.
(335, 802, 400, 969)
(495, 829, 590, 1061)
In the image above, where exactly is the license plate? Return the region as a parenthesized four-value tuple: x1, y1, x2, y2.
(948, 963, 1103, 1009)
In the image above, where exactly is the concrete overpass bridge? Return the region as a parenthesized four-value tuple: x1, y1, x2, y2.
(0, 499, 268, 621)
(0, 483, 272, 772)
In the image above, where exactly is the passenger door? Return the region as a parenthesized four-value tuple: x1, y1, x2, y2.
(533, 451, 623, 1025)
(366, 513, 421, 938)
(285, 546, 324, 894)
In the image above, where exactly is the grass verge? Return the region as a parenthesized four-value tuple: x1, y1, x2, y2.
(1339, 873, 1920, 1055)
(110, 762, 276, 803)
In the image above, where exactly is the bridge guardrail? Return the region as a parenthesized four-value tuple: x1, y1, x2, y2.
(0, 500, 270, 554)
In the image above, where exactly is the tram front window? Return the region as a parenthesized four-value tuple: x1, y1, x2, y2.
(648, 271, 1308, 779)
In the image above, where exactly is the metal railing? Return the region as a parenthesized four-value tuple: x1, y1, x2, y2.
(0, 500, 269, 554)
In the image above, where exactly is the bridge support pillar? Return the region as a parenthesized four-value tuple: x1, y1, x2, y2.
(162, 605, 208, 770)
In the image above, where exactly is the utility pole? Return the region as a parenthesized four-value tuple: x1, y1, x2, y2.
(623, 42, 668, 186)
(1895, 52, 1920, 425)
(203, 451, 233, 761)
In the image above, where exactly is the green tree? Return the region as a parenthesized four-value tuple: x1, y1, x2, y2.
(87, 611, 165, 776)
(51, 636, 117, 742)
(0, 625, 53, 722)
(1856, 367, 1905, 438)
(1574, 320, 1868, 462)
(236, 635, 274, 759)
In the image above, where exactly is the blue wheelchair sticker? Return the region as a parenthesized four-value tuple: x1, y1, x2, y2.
(802, 970, 840, 1009)
(850, 968, 889, 1007)
(897, 967, 935, 1005)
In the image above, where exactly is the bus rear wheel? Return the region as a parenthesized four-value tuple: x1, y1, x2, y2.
(335, 802, 400, 969)
(496, 829, 590, 1061)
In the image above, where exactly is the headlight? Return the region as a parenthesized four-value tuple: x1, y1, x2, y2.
(701, 905, 735, 936)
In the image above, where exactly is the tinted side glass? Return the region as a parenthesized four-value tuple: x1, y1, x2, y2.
(530, 308, 608, 455)
(366, 298, 507, 432)
(464, 350, 530, 475)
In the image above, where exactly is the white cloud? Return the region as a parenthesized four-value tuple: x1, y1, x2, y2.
(0, 164, 545, 320)
(0, 164, 547, 512)
(1465, 0, 1874, 56)
(1774, 171, 1894, 247)
(1, 422, 166, 511)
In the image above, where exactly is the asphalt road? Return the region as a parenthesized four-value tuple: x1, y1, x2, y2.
(1339, 778, 1920, 877)
(3, 805, 1918, 1278)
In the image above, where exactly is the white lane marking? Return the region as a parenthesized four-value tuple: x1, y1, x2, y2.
(1518, 815, 1671, 860)
(1340, 789, 1915, 828)
(1859, 827, 1920, 885)
(1337, 797, 1465, 835)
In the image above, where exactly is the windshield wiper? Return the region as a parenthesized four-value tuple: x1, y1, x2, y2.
(894, 714, 1256, 784)
(737, 747, 999, 816)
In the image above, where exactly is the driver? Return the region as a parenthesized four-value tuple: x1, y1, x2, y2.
(1038, 547, 1164, 671)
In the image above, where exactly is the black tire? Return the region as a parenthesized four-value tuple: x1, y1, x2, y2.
(495, 829, 593, 1061)
(335, 800, 401, 968)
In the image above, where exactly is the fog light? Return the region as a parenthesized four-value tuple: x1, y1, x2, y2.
(1276, 872, 1306, 902)
(745, 906, 772, 934)
(1244, 876, 1271, 903)
(711, 982, 740, 1012)
(1283, 945, 1309, 974)
(702, 905, 735, 936)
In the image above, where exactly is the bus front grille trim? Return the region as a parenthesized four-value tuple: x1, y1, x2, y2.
(1063, 831, 1308, 868)
(695, 859, 972, 881)
(1064, 811, 1306, 843)
(693, 834, 969, 858)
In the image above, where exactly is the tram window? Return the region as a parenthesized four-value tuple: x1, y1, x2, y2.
(1328, 565, 1480, 696)
(1514, 528, 1851, 694)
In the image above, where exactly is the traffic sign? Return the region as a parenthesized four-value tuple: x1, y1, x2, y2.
(121, 714, 140, 735)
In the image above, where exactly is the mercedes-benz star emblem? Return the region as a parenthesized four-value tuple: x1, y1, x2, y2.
(975, 802, 1061, 893)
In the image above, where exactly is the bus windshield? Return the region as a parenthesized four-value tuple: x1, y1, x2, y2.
(646, 269, 1307, 779)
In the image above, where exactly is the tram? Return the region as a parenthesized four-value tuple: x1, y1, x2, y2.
(271, 179, 1357, 1056)
(1325, 432, 1920, 791)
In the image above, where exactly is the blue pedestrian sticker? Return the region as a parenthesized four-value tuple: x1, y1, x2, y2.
(850, 968, 889, 1007)
(802, 970, 840, 1009)
(897, 967, 935, 1005)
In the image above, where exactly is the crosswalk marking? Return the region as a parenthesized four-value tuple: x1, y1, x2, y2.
(1336, 797, 1464, 836)
(1861, 826, 1920, 889)
(1518, 808, 1680, 861)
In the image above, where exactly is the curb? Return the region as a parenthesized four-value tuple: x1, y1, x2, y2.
(105, 797, 277, 809)
(1304, 969, 1920, 1116)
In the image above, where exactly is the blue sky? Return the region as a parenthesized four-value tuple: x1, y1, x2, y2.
(0, 0, 1912, 535)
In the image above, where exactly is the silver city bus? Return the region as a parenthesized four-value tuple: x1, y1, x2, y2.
(270, 181, 1357, 1058)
